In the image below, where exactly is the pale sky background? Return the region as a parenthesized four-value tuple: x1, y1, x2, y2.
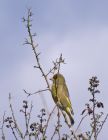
(0, 0, 108, 139)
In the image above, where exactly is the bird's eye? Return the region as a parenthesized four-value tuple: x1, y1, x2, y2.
(53, 74, 57, 79)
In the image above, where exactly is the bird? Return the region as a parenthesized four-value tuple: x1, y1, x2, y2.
(50, 73, 74, 125)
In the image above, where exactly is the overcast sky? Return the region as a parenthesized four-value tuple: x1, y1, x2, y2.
(0, 0, 108, 139)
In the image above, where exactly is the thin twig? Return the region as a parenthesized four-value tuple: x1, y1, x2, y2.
(75, 114, 88, 133)
(28, 102, 33, 127)
(57, 108, 61, 140)
(96, 113, 108, 137)
(24, 105, 29, 136)
(57, 54, 62, 74)
(43, 105, 57, 137)
(92, 91, 97, 140)
(9, 94, 23, 139)
(23, 89, 49, 97)
(46, 63, 61, 77)
(10, 124, 18, 140)
(46, 54, 64, 76)
(50, 107, 61, 140)
(70, 127, 78, 140)
(0, 112, 6, 140)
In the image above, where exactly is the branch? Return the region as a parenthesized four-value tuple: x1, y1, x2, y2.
(23, 9, 51, 92)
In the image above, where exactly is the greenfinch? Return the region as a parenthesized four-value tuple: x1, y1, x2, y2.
(51, 73, 74, 125)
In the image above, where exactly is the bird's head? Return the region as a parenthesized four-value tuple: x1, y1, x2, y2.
(50, 73, 65, 84)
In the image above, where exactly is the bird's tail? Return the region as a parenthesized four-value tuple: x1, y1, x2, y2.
(66, 107, 74, 125)
(70, 115, 74, 125)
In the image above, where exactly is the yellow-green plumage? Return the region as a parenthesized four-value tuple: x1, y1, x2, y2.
(51, 73, 74, 125)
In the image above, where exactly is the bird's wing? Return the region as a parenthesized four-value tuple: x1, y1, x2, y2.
(57, 84, 71, 108)
(61, 84, 74, 114)
(63, 83, 72, 104)
(63, 83, 70, 97)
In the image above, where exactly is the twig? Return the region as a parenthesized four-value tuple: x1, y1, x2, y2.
(75, 114, 88, 133)
(46, 63, 61, 77)
(57, 108, 61, 140)
(23, 89, 49, 97)
(43, 105, 57, 137)
(48, 54, 65, 76)
(10, 124, 18, 140)
(92, 91, 97, 140)
(50, 107, 62, 140)
(24, 103, 29, 136)
(28, 102, 33, 127)
(9, 93, 23, 139)
(0, 112, 6, 140)
(57, 54, 62, 74)
(70, 127, 78, 140)
(96, 113, 108, 137)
